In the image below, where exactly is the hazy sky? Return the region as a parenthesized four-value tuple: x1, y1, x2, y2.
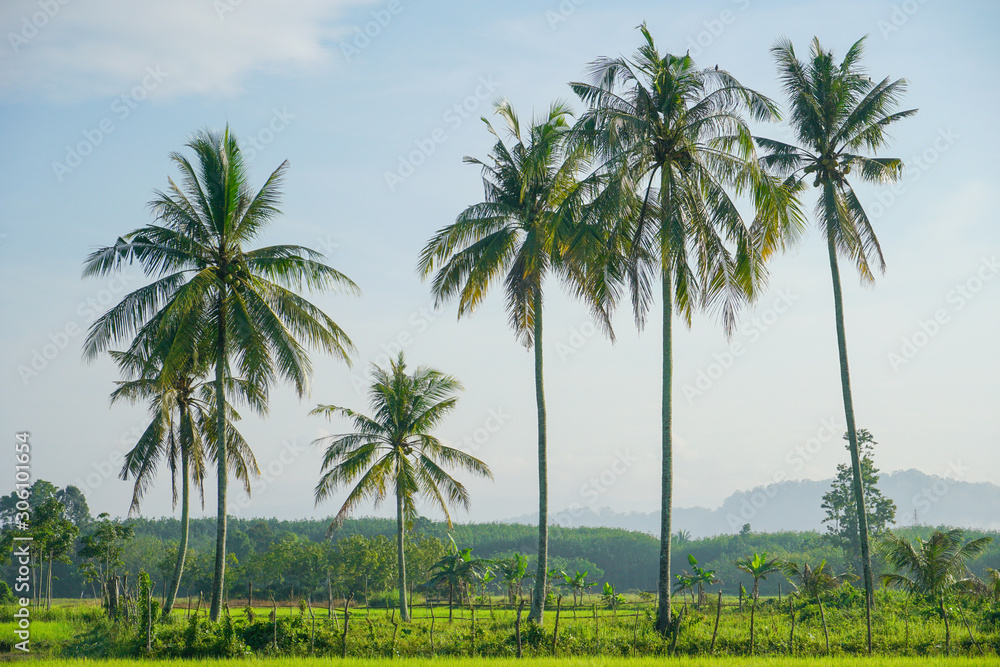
(1, 0, 997, 529)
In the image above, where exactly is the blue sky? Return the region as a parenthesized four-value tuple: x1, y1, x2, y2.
(1, 0, 997, 528)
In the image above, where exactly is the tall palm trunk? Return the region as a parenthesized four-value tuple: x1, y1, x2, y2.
(210, 287, 227, 622)
(826, 231, 874, 653)
(529, 287, 548, 624)
(396, 483, 410, 621)
(656, 268, 674, 635)
(163, 445, 190, 616)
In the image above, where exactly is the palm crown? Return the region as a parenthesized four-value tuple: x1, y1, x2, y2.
(759, 36, 917, 281)
(418, 99, 610, 344)
(312, 353, 492, 531)
(571, 23, 800, 331)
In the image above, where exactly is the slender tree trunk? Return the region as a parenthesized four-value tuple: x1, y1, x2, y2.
(46, 552, 53, 611)
(656, 269, 674, 635)
(817, 592, 830, 654)
(210, 287, 228, 622)
(395, 484, 410, 621)
(164, 446, 191, 616)
(826, 232, 874, 654)
(749, 598, 756, 655)
(529, 287, 548, 625)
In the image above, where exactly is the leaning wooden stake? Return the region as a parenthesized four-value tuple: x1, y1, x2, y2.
(632, 608, 640, 656)
(515, 599, 525, 659)
(709, 591, 722, 655)
(469, 599, 476, 657)
(551, 595, 562, 655)
(593, 604, 599, 654)
(429, 600, 436, 655)
(270, 595, 278, 650)
(958, 606, 985, 656)
(390, 608, 399, 656)
(788, 598, 795, 655)
(341, 593, 353, 659)
(146, 583, 153, 653)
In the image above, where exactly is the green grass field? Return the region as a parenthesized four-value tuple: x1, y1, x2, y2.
(5, 592, 999, 660)
(16, 658, 1000, 666)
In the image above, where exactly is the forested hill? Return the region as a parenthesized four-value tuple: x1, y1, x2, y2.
(506, 469, 1000, 538)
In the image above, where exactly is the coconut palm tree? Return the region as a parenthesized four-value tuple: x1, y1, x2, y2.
(783, 559, 854, 653)
(418, 100, 612, 624)
(758, 37, 916, 650)
(110, 333, 259, 616)
(82, 126, 358, 620)
(424, 535, 491, 622)
(879, 529, 993, 655)
(734, 552, 783, 654)
(571, 23, 800, 634)
(311, 353, 492, 622)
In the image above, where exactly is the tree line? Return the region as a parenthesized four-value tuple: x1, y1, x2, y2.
(16, 22, 924, 645)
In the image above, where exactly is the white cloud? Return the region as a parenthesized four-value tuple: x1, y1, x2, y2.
(0, 0, 377, 102)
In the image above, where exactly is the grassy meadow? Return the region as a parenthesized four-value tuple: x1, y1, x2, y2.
(5, 591, 999, 659)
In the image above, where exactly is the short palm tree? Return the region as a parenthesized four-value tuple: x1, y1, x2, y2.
(311, 353, 492, 622)
(83, 126, 358, 620)
(418, 100, 610, 624)
(424, 535, 491, 622)
(734, 552, 783, 654)
(110, 334, 258, 616)
(879, 529, 993, 655)
(759, 37, 916, 649)
(783, 559, 853, 654)
(561, 570, 596, 607)
(571, 23, 799, 634)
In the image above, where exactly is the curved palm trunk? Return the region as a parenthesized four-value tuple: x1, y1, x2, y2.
(817, 592, 830, 654)
(210, 288, 228, 622)
(396, 484, 410, 622)
(656, 270, 674, 635)
(529, 288, 548, 624)
(826, 233, 874, 653)
(163, 445, 191, 616)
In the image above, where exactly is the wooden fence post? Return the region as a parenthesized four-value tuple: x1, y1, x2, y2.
(710, 590, 722, 655)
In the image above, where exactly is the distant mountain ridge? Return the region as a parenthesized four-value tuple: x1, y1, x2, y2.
(504, 469, 1000, 538)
